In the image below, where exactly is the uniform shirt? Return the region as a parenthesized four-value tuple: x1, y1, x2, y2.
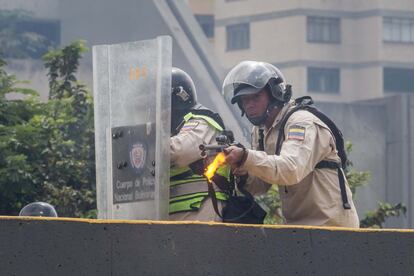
(242, 101, 360, 227)
(171, 118, 218, 168)
(170, 117, 224, 221)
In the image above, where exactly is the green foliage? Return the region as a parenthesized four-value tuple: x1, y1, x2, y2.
(0, 41, 96, 217)
(0, 10, 55, 59)
(257, 185, 283, 224)
(360, 202, 407, 228)
(344, 141, 370, 197)
(43, 40, 88, 100)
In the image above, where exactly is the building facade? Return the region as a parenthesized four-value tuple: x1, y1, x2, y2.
(191, 0, 414, 102)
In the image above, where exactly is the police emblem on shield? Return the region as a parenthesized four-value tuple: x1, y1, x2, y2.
(130, 143, 146, 172)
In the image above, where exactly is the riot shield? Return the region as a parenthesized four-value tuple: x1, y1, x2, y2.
(93, 36, 171, 220)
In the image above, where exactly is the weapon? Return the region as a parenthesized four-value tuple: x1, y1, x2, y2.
(199, 130, 238, 183)
(199, 130, 235, 157)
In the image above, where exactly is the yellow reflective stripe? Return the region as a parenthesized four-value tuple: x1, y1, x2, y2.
(170, 192, 208, 203)
(169, 192, 228, 214)
(169, 196, 204, 214)
(216, 165, 230, 179)
(183, 112, 223, 132)
(183, 112, 193, 122)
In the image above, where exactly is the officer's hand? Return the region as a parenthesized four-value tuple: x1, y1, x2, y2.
(223, 145, 246, 168)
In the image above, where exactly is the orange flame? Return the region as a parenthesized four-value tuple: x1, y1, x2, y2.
(204, 152, 226, 182)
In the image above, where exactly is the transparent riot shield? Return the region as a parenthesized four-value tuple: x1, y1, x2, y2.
(93, 36, 171, 220)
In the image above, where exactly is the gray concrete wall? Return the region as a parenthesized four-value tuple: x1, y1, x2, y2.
(2, 0, 413, 228)
(318, 94, 414, 228)
(1, 217, 413, 276)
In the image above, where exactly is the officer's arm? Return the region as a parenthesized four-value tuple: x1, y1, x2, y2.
(233, 134, 272, 196)
(242, 112, 333, 186)
(170, 119, 217, 168)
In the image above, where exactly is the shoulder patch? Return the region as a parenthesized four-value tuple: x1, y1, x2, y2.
(287, 125, 305, 141)
(181, 121, 199, 132)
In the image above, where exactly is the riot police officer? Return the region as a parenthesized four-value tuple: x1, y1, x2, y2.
(223, 61, 359, 227)
(169, 67, 229, 221)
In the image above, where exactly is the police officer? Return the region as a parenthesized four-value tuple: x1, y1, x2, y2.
(223, 61, 359, 227)
(19, 202, 58, 217)
(169, 67, 229, 221)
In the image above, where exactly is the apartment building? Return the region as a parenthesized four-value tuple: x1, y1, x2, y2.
(191, 0, 414, 102)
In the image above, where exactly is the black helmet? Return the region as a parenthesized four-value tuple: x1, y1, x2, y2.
(222, 61, 292, 125)
(19, 202, 58, 217)
(171, 67, 197, 111)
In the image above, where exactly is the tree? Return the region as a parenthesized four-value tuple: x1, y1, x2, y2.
(0, 41, 96, 218)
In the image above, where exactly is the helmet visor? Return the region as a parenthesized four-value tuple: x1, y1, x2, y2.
(230, 86, 261, 104)
(222, 61, 282, 103)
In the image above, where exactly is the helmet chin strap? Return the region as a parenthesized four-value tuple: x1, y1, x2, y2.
(246, 101, 279, 126)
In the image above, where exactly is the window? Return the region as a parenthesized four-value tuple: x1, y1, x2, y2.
(226, 23, 250, 50)
(307, 16, 340, 43)
(308, 67, 340, 93)
(195, 15, 214, 38)
(384, 67, 414, 92)
(383, 17, 414, 43)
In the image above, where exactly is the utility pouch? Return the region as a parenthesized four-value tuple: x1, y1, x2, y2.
(208, 174, 266, 224)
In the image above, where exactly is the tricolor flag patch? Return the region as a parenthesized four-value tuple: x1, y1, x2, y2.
(287, 125, 306, 141)
(181, 121, 199, 132)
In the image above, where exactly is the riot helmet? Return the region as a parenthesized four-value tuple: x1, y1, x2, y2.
(171, 67, 198, 134)
(19, 202, 58, 217)
(171, 67, 197, 111)
(222, 61, 292, 125)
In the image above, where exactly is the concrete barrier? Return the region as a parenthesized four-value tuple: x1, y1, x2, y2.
(1, 216, 413, 275)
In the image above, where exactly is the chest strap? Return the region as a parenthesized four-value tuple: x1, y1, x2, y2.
(315, 160, 351, 209)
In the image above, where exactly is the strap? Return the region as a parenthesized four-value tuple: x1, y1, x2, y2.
(208, 181, 224, 219)
(275, 105, 303, 155)
(275, 96, 314, 155)
(207, 175, 258, 221)
(303, 107, 347, 170)
(275, 96, 351, 210)
(258, 129, 265, 151)
(315, 160, 351, 209)
(315, 160, 340, 170)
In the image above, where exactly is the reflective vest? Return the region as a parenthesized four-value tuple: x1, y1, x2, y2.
(169, 111, 230, 215)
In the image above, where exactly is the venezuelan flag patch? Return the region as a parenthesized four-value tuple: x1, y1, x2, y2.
(287, 125, 305, 141)
(181, 121, 199, 132)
